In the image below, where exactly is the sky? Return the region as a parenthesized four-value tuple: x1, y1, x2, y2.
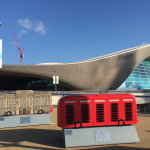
(1, 0, 150, 65)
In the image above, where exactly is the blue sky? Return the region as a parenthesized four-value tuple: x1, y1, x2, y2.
(1, 0, 150, 65)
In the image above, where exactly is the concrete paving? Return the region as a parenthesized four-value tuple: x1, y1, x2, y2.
(0, 106, 149, 150)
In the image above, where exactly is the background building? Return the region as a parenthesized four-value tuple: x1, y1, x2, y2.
(0, 44, 150, 91)
(0, 90, 52, 116)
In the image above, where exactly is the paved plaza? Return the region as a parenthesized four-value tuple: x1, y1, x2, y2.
(0, 106, 149, 150)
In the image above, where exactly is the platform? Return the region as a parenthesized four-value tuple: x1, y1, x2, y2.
(0, 113, 51, 128)
(62, 125, 140, 148)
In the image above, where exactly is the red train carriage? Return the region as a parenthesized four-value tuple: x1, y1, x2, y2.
(57, 94, 138, 128)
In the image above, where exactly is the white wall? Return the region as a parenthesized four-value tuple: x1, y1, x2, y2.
(52, 95, 63, 105)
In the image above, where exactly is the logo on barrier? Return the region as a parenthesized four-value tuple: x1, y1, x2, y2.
(0, 117, 4, 121)
(65, 130, 73, 135)
(20, 116, 31, 124)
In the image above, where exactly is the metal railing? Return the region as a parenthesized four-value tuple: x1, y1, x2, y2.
(0, 90, 150, 95)
(0, 91, 16, 94)
(50, 90, 150, 95)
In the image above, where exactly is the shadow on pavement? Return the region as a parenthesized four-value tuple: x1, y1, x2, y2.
(0, 126, 148, 150)
(0, 128, 64, 149)
(77, 146, 150, 150)
(138, 113, 150, 117)
(0, 127, 149, 150)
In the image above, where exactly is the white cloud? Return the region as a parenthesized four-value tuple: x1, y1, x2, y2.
(9, 41, 17, 49)
(18, 30, 28, 37)
(18, 18, 46, 34)
(18, 18, 32, 29)
(142, 42, 147, 45)
(9, 41, 16, 45)
(35, 21, 46, 34)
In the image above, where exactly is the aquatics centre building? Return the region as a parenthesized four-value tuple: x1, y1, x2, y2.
(1, 44, 150, 91)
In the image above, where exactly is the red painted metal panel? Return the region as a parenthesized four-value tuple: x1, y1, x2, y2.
(57, 94, 138, 128)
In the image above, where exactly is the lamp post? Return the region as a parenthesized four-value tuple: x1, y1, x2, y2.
(0, 23, 1, 26)
(54, 71, 57, 91)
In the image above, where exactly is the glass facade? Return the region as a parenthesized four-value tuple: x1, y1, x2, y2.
(12, 78, 71, 91)
(117, 61, 150, 90)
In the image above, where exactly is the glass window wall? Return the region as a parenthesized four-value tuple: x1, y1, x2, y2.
(12, 78, 70, 91)
(117, 61, 150, 90)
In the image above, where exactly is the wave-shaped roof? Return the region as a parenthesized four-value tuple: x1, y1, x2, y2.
(0, 44, 150, 90)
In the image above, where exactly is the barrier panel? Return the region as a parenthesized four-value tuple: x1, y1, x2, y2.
(62, 125, 140, 148)
(0, 113, 51, 128)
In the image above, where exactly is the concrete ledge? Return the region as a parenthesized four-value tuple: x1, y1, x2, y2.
(0, 113, 51, 128)
(62, 125, 140, 148)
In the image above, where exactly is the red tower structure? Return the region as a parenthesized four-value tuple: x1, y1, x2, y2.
(14, 36, 24, 65)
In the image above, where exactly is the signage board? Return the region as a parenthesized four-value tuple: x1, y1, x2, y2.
(53, 76, 55, 84)
(94, 130, 111, 141)
(53, 76, 59, 84)
(65, 129, 73, 135)
(0, 117, 4, 121)
(20, 116, 31, 124)
(0, 39, 2, 68)
(56, 76, 59, 84)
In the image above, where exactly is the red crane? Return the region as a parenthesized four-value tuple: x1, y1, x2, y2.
(14, 36, 24, 65)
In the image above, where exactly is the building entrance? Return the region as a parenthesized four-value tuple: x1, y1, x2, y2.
(19, 111, 22, 114)
(23, 109, 26, 114)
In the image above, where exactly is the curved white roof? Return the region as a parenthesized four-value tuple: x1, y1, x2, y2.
(36, 44, 150, 65)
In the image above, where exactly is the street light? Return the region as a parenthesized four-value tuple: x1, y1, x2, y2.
(0, 23, 1, 26)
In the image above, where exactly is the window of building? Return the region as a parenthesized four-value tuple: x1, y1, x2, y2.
(3, 100, 5, 103)
(0, 105, 1, 108)
(43, 103, 44, 106)
(0, 100, 1, 103)
(14, 105, 15, 108)
(10, 100, 11, 103)
(38, 104, 39, 106)
(118, 61, 150, 90)
(24, 104, 26, 107)
(14, 100, 15, 102)
(27, 104, 29, 107)
(21, 104, 22, 107)
(10, 105, 11, 108)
